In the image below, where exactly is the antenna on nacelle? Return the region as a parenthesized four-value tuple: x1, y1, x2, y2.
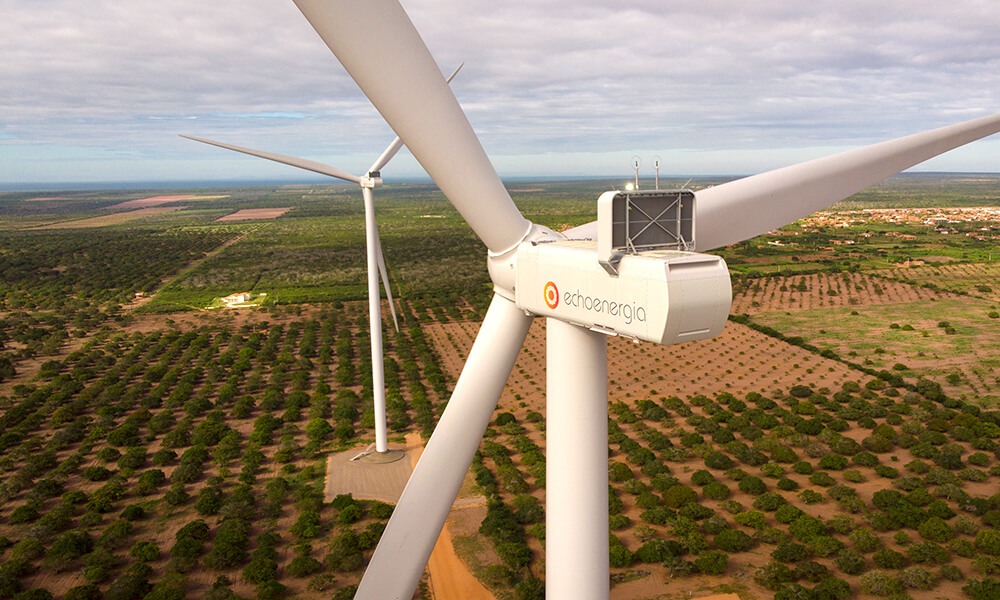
(631, 155, 641, 190)
(652, 155, 662, 190)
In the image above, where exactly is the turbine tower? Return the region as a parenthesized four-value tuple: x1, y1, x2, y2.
(197, 1, 1000, 597)
(182, 61, 461, 458)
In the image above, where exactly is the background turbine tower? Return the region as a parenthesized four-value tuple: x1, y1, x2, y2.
(182, 61, 461, 458)
(191, 1, 1000, 597)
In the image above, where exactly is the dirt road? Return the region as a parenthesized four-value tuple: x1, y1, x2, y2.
(406, 435, 495, 600)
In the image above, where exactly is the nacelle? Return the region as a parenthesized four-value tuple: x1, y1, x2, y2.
(360, 172, 383, 188)
(514, 240, 731, 346)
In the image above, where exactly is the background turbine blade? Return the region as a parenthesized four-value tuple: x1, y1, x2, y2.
(367, 63, 464, 175)
(561, 220, 597, 239)
(178, 135, 361, 184)
(373, 229, 399, 332)
(355, 294, 533, 599)
(292, 0, 530, 254)
(367, 137, 405, 176)
(694, 112, 1000, 251)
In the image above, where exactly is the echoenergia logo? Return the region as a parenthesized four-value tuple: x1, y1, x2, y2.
(543, 281, 559, 309)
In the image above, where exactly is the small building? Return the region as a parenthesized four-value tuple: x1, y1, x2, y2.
(223, 292, 252, 305)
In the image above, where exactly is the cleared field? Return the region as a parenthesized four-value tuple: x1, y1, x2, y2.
(730, 272, 955, 315)
(31, 205, 187, 229)
(109, 195, 228, 209)
(877, 262, 1000, 301)
(754, 297, 1000, 405)
(216, 207, 293, 221)
(424, 318, 873, 417)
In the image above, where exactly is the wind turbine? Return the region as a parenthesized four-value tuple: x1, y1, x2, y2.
(181, 63, 461, 459)
(196, 0, 1000, 597)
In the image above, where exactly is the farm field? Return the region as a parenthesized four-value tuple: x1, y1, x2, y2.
(877, 263, 1000, 302)
(216, 209, 293, 222)
(1, 173, 1000, 600)
(110, 196, 229, 210)
(31, 206, 189, 230)
(752, 296, 1000, 406)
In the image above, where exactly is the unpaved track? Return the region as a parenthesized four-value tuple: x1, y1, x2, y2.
(407, 436, 495, 600)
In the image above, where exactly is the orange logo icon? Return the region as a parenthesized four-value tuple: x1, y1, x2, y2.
(543, 281, 559, 309)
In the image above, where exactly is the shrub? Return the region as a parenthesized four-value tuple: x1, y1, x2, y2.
(794, 560, 829, 583)
(738, 476, 767, 495)
(874, 465, 899, 479)
(789, 515, 827, 542)
(872, 548, 906, 569)
(704, 451, 734, 470)
(940, 563, 963, 581)
(242, 556, 278, 584)
(691, 469, 714, 486)
(608, 536, 633, 568)
(662, 485, 697, 508)
(734, 510, 768, 529)
(771, 541, 809, 563)
(129, 541, 160, 562)
(714, 529, 754, 552)
(164, 483, 188, 506)
(917, 516, 954, 543)
(774, 505, 804, 524)
(608, 462, 633, 482)
(635, 539, 681, 563)
(849, 527, 882, 553)
(326, 531, 363, 572)
(859, 569, 902, 596)
(288, 556, 323, 578)
(63, 585, 102, 600)
(752, 526, 784, 545)
(907, 541, 949, 564)
(798, 489, 824, 504)
(897, 565, 936, 590)
(842, 470, 864, 483)
(977, 529, 1000, 555)
(694, 550, 728, 575)
(104, 564, 153, 600)
(852, 451, 879, 467)
(776, 478, 798, 491)
(835, 548, 866, 575)
(291, 510, 323, 539)
(703, 481, 731, 501)
(965, 578, 1000, 600)
(813, 577, 851, 600)
(818, 454, 848, 470)
(753, 492, 787, 512)
(46, 529, 94, 564)
(753, 562, 794, 590)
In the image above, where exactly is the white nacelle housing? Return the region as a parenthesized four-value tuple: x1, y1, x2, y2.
(514, 240, 732, 346)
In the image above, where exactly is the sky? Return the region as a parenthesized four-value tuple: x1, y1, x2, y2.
(3, 0, 1000, 187)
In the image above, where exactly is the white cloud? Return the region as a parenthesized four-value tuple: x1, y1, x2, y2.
(2, 0, 999, 184)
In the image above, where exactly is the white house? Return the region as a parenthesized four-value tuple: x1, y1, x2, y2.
(223, 292, 252, 305)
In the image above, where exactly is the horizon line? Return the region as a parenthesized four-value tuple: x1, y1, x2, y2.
(3, 171, 999, 194)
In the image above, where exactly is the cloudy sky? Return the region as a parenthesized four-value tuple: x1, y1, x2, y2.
(3, 0, 1000, 187)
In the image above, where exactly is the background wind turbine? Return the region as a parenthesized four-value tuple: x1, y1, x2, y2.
(182, 61, 461, 457)
(197, 0, 1000, 597)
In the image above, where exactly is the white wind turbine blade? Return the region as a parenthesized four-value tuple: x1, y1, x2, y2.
(356, 294, 532, 599)
(289, 5, 536, 595)
(561, 220, 598, 239)
(364, 62, 463, 334)
(373, 226, 399, 332)
(293, 0, 530, 254)
(367, 62, 465, 175)
(179, 134, 362, 184)
(695, 112, 1000, 251)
